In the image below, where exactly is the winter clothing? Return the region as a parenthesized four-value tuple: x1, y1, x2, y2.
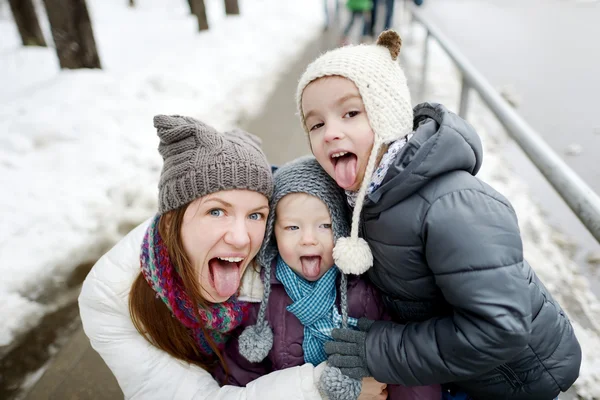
(79, 218, 326, 400)
(296, 30, 413, 276)
(154, 115, 273, 214)
(220, 259, 442, 400)
(327, 103, 582, 400)
(324, 317, 374, 379)
(346, 0, 373, 12)
(140, 215, 250, 359)
(346, 134, 411, 207)
(238, 156, 352, 363)
(274, 256, 358, 365)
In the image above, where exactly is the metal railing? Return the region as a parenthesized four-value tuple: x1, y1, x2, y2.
(408, 6, 600, 244)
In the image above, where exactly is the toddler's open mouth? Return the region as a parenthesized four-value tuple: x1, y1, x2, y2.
(300, 255, 322, 279)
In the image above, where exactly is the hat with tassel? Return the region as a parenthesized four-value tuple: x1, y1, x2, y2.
(238, 156, 351, 363)
(296, 30, 413, 276)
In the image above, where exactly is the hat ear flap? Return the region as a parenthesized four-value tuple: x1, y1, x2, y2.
(376, 30, 402, 61)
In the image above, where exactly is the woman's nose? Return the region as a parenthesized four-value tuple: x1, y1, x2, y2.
(224, 219, 251, 248)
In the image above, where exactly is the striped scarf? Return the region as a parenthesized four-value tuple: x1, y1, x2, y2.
(275, 256, 358, 365)
(140, 215, 250, 360)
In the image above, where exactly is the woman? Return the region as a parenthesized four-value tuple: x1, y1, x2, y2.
(78, 115, 328, 399)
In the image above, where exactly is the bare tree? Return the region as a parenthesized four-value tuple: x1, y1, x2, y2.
(8, 0, 47, 46)
(224, 0, 239, 15)
(42, 0, 101, 69)
(189, 0, 208, 31)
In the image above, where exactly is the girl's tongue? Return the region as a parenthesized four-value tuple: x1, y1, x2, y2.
(300, 256, 322, 279)
(209, 259, 241, 298)
(333, 153, 358, 189)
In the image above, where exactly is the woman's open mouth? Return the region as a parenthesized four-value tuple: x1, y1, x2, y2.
(208, 256, 244, 298)
(331, 151, 358, 189)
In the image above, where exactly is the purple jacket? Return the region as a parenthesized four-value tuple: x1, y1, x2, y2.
(215, 264, 441, 399)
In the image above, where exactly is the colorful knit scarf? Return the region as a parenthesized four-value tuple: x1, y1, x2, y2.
(140, 215, 250, 360)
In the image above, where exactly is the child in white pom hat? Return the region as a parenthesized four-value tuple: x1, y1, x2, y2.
(296, 30, 581, 400)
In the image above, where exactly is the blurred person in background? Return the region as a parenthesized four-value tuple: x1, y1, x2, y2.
(341, 0, 373, 45)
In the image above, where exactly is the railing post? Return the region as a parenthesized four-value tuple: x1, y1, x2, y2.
(458, 76, 470, 119)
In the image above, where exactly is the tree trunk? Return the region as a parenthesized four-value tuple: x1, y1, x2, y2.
(42, 0, 101, 69)
(8, 0, 47, 46)
(129, 0, 134, 7)
(224, 0, 239, 15)
(190, 0, 208, 31)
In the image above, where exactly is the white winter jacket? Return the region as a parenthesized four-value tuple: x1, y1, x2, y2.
(79, 218, 325, 400)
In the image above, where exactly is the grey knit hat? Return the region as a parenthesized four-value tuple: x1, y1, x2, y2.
(154, 115, 273, 214)
(238, 155, 351, 363)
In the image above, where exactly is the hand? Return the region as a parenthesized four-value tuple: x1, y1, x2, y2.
(324, 318, 375, 380)
(358, 377, 387, 400)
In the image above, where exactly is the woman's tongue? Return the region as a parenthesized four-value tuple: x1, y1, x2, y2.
(333, 154, 358, 189)
(209, 259, 240, 298)
(301, 256, 321, 279)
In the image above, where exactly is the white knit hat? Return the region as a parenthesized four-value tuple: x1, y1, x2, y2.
(296, 31, 413, 276)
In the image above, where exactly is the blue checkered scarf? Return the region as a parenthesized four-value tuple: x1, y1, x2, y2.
(275, 256, 358, 365)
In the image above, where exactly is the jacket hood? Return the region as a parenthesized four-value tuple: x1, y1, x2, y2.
(366, 103, 483, 213)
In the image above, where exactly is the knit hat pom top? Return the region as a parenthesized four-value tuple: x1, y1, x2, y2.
(295, 29, 414, 276)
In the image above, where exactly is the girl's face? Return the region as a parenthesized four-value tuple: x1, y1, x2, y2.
(274, 193, 335, 281)
(302, 76, 375, 191)
(181, 190, 269, 303)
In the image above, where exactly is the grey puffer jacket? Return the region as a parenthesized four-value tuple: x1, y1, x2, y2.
(361, 103, 581, 400)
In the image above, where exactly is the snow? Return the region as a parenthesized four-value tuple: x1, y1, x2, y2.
(400, 23, 600, 399)
(0, 0, 323, 349)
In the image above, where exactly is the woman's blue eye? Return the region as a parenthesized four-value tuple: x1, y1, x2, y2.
(286, 226, 299, 231)
(249, 212, 264, 221)
(321, 223, 332, 229)
(209, 209, 224, 217)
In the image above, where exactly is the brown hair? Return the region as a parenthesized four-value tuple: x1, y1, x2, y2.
(129, 204, 228, 373)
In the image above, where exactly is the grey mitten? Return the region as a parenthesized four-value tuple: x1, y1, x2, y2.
(324, 318, 374, 380)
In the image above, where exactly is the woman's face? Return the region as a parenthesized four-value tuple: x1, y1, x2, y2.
(181, 189, 269, 303)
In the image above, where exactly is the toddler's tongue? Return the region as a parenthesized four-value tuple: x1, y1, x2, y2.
(209, 259, 241, 298)
(334, 154, 358, 189)
(301, 256, 321, 279)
